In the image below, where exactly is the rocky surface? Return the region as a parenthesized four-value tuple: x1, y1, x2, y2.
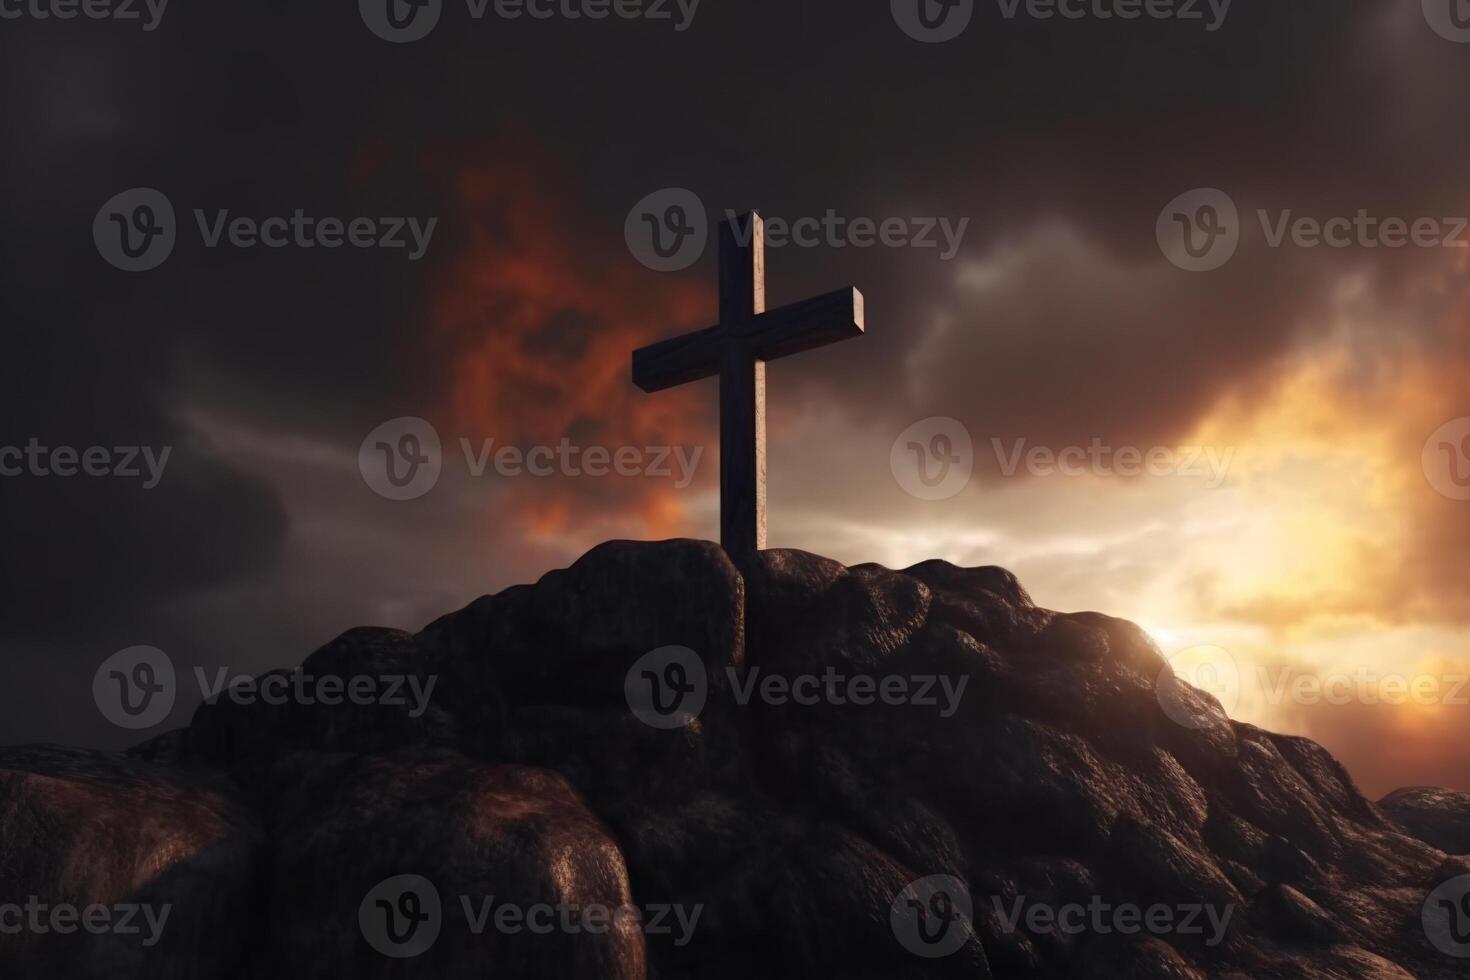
(2, 539, 1469, 978)
(1379, 787, 1470, 856)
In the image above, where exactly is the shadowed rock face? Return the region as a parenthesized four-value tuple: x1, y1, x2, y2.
(2, 539, 1469, 978)
(1379, 787, 1470, 857)
(0, 746, 259, 980)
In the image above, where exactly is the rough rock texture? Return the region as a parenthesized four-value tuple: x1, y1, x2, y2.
(2, 540, 1467, 978)
(0, 746, 259, 979)
(1378, 787, 1470, 856)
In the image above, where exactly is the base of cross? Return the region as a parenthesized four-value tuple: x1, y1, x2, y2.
(631, 210, 865, 562)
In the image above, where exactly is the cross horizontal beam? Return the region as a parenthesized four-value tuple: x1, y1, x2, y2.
(630, 208, 867, 566)
(631, 287, 865, 393)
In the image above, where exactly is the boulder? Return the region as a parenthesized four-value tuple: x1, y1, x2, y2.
(1, 540, 1465, 978)
(1378, 786, 1470, 855)
(0, 745, 259, 980)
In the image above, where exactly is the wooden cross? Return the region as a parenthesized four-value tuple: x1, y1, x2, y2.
(632, 211, 865, 566)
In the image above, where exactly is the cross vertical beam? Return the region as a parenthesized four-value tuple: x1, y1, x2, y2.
(631, 208, 865, 567)
(718, 213, 767, 565)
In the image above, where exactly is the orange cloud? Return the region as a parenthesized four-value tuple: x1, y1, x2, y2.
(1184, 275, 1470, 635)
(421, 143, 718, 544)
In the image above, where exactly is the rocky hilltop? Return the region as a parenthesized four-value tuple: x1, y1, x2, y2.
(2, 540, 1468, 978)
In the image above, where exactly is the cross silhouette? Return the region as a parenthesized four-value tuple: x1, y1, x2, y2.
(632, 211, 865, 566)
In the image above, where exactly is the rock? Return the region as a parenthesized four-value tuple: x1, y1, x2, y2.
(419, 539, 745, 716)
(1378, 786, 1470, 855)
(259, 750, 645, 979)
(1, 540, 1465, 978)
(1250, 883, 1345, 945)
(185, 627, 458, 770)
(0, 745, 259, 980)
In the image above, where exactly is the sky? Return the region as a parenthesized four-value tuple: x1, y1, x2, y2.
(2, 0, 1468, 797)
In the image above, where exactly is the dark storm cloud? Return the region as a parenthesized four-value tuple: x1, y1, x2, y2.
(0, 431, 287, 634)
